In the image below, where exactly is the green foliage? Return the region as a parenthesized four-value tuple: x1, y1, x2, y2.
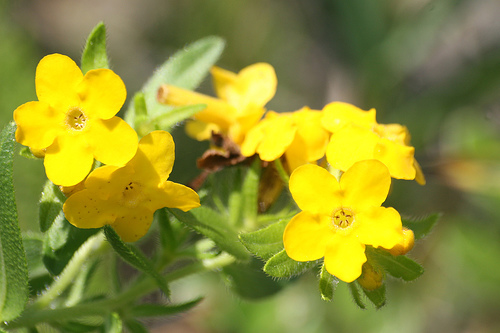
(103, 313, 122, 333)
(222, 258, 284, 300)
(239, 218, 289, 261)
(39, 180, 66, 232)
(360, 283, 386, 309)
(319, 264, 338, 301)
(19, 146, 38, 159)
(124, 319, 149, 333)
(264, 249, 317, 278)
(103, 226, 170, 296)
(130, 297, 203, 317)
(168, 207, 250, 261)
(80, 22, 109, 73)
(0, 122, 29, 321)
(366, 247, 424, 281)
(403, 214, 441, 240)
(22, 234, 51, 296)
(348, 282, 366, 310)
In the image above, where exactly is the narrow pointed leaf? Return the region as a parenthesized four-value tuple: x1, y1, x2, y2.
(168, 207, 250, 260)
(239, 218, 289, 261)
(360, 283, 386, 309)
(104, 226, 170, 296)
(319, 264, 338, 301)
(39, 180, 65, 232)
(367, 247, 424, 281)
(104, 313, 122, 333)
(242, 158, 261, 229)
(152, 104, 206, 131)
(403, 213, 441, 240)
(130, 297, 203, 317)
(348, 282, 366, 309)
(81, 22, 109, 73)
(124, 319, 149, 333)
(0, 122, 29, 321)
(264, 249, 317, 278)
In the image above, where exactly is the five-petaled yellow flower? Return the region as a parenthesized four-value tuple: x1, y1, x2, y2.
(241, 107, 329, 171)
(13, 54, 138, 186)
(321, 102, 425, 184)
(158, 63, 277, 145)
(63, 131, 200, 242)
(283, 160, 404, 283)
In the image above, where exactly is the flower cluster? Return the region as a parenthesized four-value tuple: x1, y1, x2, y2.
(14, 54, 200, 241)
(161, 63, 423, 283)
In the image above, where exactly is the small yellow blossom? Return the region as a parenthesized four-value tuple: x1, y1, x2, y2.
(157, 63, 277, 145)
(321, 102, 425, 184)
(241, 107, 329, 171)
(13, 54, 138, 186)
(384, 227, 415, 256)
(357, 262, 384, 290)
(283, 160, 404, 283)
(63, 131, 200, 242)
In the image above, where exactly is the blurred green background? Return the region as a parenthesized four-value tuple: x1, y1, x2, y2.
(2, 0, 500, 332)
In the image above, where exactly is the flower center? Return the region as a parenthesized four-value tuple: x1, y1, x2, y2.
(66, 107, 87, 131)
(332, 208, 355, 228)
(122, 181, 144, 207)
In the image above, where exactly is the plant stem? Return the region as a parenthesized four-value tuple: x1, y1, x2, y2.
(274, 158, 289, 185)
(4, 252, 235, 329)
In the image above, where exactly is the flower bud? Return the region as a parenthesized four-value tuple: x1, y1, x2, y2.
(387, 227, 415, 256)
(357, 262, 384, 291)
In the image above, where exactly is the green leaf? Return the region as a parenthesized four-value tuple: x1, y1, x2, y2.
(403, 213, 441, 240)
(150, 104, 206, 131)
(39, 180, 66, 232)
(241, 158, 261, 229)
(43, 216, 99, 276)
(367, 247, 424, 281)
(130, 297, 203, 317)
(22, 234, 52, 296)
(52, 321, 103, 333)
(264, 249, 317, 278)
(222, 258, 284, 300)
(104, 313, 122, 333)
(348, 282, 366, 310)
(168, 207, 250, 261)
(239, 218, 290, 261)
(81, 22, 109, 73)
(124, 319, 149, 333)
(360, 283, 386, 309)
(319, 264, 338, 301)
(0, 122, 29, 321)
(103, 226, 170, 296)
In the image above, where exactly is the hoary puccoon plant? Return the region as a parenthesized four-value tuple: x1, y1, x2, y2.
(0, 23, 439, 332)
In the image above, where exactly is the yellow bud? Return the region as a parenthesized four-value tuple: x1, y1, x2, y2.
(387, 227, 415, 256)
(357, 262, 384, 291)
(30, 147, 46, 158)
(59, 180, 86, 197)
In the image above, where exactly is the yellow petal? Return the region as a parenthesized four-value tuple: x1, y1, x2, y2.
(374, 138, 416, 180)
(326, 124, 379, 172)
(340, 160, 391, 211)
(159, 84, 236, 131)
(36, 54, 82, 111)
(44, 134, 94, 186)
(323, 234, 366, 283)
(283, 211, 333, 261)
(240, 120, 266, 157)
(229, 104, 265, 145)
(185, 120, 220, 141)
(14, 101, 65, 149)
(63, 189, 117, 229)
(256, 113, 296, 161)
(356, 206, 403, 249)
(109, 207, 154, 242)
(413, 159, 426, 185)
(77, 69, 127, 120)
(289, 164, 341, 215)
(147, 181, 200, 212)
(127, 131, 175, 185)
(321, 102, 376, 133)
(84, 165, 121, 199)
(212, 63, 277, 109)
(385, 227, 414, 256)
(86, 117, 138, 167)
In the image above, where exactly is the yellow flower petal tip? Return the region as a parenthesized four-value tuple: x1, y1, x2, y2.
(322, 101, 424, 183)
(384, 227, 415, 256)
(241, 107, 329, 171)
(13, 53, 137, 186)
(284, 161, 404, 283)
(63, 130, 200, 242)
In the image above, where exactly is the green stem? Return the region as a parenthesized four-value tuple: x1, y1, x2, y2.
(34, 232, 106, 309)
(4, 252, 235, 329)
(274, 158, 289, 185)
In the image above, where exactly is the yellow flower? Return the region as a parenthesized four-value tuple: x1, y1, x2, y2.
(63, 131, 200, 242)
(357, 262, 384, 290)
(157, 63, 277, 145)
(241, 107, 329, 171)
(383, 227, 415, 256)
(283, 160, 404, 283)
(13, 54, 138, 186)
(321, 102, 425, 184)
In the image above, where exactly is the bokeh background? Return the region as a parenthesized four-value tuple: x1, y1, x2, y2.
(2, 0, 500, 332)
